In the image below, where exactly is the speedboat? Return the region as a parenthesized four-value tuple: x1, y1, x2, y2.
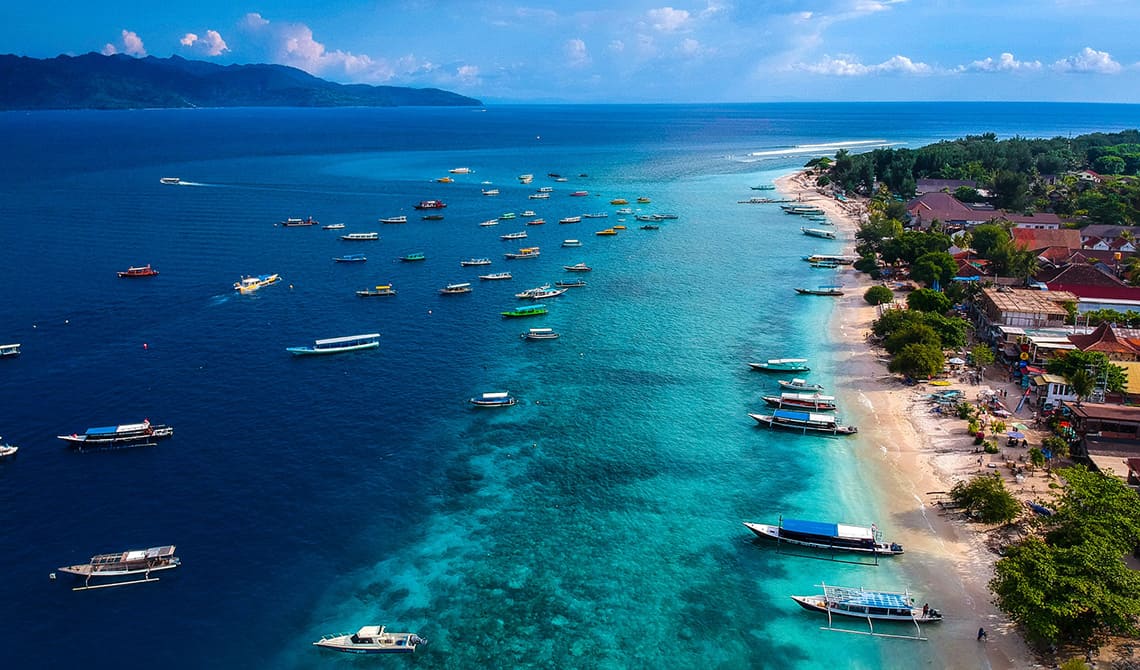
(313, 626, 426, 654)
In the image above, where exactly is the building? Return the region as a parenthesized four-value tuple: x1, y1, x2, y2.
(1036, 262, 1140, 302)
(915, 178, 978, 195)
(1068, 403, 1140, 473)
(905, 192, 989, 230)
(975, 287, 1077, 343)
(1010, 228, 1081, 257)
(998, 211, 1066, 230)
(1029, 373, 1075, 410)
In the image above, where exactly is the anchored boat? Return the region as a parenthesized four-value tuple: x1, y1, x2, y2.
(749, 409, 857, 435)
(287, 333, 380, 356)
(501, 304, 548, 318)
(522, 327, 559, 340)
(117, 264, 159, 278)
(57, 419, 174, 450)
(58, 545, 181, 591)
(469, 391, 517, 407)
(748, 358, 810, 372)
(356, 285, 396, 297)
(313, 626, 426, 655)
(744, 517, 903, 555)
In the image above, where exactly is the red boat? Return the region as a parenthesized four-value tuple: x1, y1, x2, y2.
(570, 190, 588, 197)
(117, 264, 159, 278)
(414, 200, 447, 210)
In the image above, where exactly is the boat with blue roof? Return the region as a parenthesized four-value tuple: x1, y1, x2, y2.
(57, 419, 174, 449)
(749, 409, 856, 435)
(791, 583, 941, 623)
(743, 517, 903, 555)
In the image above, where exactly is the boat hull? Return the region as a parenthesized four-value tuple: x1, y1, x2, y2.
(748, 413, 856, 435)
(790, 596, 940, 622)
(742, 522, 902, 555)
(287, 341, 380, 356)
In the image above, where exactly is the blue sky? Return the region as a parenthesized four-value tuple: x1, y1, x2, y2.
(5, 0, 1140, 103)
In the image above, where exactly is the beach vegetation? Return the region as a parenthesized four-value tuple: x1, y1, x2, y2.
(970, 344, 995, 368)
(949, 473, 1021, 524)
(863, 285, 894, 305)
(1075, 308, 1140, 327)
(888, 342, 944, 378)
(853, 254, 881, 277)
(906, 288, 951, 313)
(990, 465, 1140, 648)
(879, 230, 951, 265)
(884, 323, 940, 354)
(1045, 351, 1127, 394)
(967, 418, 980, 434)
(1028, 447, 1046, 468)
(908, 251, 957, 288)
(871, 307, 967, 350)
(984, 441, 1000, 454)
(1042, 435, 1069, 459)
(959, 402, 978, 420)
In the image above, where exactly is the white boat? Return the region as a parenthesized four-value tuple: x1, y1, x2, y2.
(341, 232, 380, 241)
(802, 227, 837, 240)
(57, 419, 174, 450)
(563, 262, 592, 272)
(516, 285, 566, 300)
(460, 258, 492, 267)
(743, 518, 903, 555)
(762, 392, 838, 411)
(748, 358, 810, 372)
(0, 343, 21, 358)
(479, 219, 500, 227)
(287, 333, 380, 356)
(501, 231, 528, 240)
(482, 188, 500, 196)
(522, 327, 559, 340)
(313, 626, 426, 654)
(562, 239, 582, 248)
(479, 272, 512, 281)
(449, 167, 472, 174)
(559, 216, 582, 224)
(0, 438, 18, 459)
(233, 273, 282, 294)
(538, 186, 554, 193)
(778, 378, 825, 392)
(57, 545, 181, 590)
(356, 285, 397, 297)
(379, 216, 407, 224)
(791, 583, 941, 626)
(470, 391, 517, 407)
(504, 247, 540, 259)
(582, 212, 609, 219)
(518, 174, 534, 183)
(749, 409, 857, 435)
(159, 177, 180, 185)
(322, 223, 346, 230)
(615, 207, 633, 215)
(529, 193, 550, 200)
(440, 282, 473, 294)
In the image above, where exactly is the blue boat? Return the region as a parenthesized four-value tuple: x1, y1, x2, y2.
(287, 333, 380, 356)
(334, 254, 367, 263)
(743, 518, 903, 554)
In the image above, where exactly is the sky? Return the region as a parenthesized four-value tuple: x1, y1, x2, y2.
(4, 0, 1140, 103)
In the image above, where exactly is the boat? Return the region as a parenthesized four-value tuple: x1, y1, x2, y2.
(479, 219, 499, 227)
(322, 223, 346, 230)
(559, 216, 582, 224)
(504, 247, 540, 259)
(518, 174, 534, 183)
(538, 186, 554, 193)
(57, 545, 181, 591)
(499, 212, 516, 220)
(615, 207, 633, 215)
(810, 261, 839, 269)
(529, 193, 550, 200)
(449, 167, 472, 174)
(356, 284, 396, 297)
(635, 214, 664, 222)
(460, 258, 492, 267)
(333, 254, 367, 263)
(341, 232, 380, 241)
(117, 264, 158, 278)
(637, 197, 651, 203)
(570, 190, 588, 197)
(469, 391, 517, 407)
(0, 343, 20, 358)
(159, 177, 181, 185)
(778, 378, 825, 392)
(422, 214, 445, 221)
(791, 584, 941, 623)
(379, 215, 407, 224)
(562, 239, 582, 247)
(640, 224, 660, 230)
(400, 252, 426, 262)
(749, 409, 857, 435)
(522, 210, 537, 217)
(57, 419, 174, 449)
(234, 273, 282, 293)
(612, 225, 627, 230)
(482, 188, 500, 196)
(801, 227, 837, 240)
(751, 184, 776, 190)
(287, 333, 380, 356)
(743, 518, 903, 555)
(517, 286, 566, 300)
(414, 200, 447, 210)
(0, 438, 19, 459)
(610, 198, 629, 205)
(526, 218, 546, 226)
(553, 176, 568, 182)
(795, 286, 844, 296)
(563, 262, 592, 272)
(595, 228, 617, 236)
(436, 176, 454, 183)
(522, 327, 559, 340)
(501, 231, 528, 240)
(583, 212, 609, 219)
(440, 282, 473, 294)
(748, 358, 810, 372)
(501, 304, 548, 318)
(762, 392, 838, 411)
(479, 272, 512, 281)
(555, 279, 586, 288)
(281, 216, 318, 227)
(804, 254, 858, 265)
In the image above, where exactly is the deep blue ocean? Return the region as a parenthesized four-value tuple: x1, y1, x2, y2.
(2, 103, 1139, 669)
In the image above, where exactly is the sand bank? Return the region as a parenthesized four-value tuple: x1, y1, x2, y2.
(775, 171, 1037, 668)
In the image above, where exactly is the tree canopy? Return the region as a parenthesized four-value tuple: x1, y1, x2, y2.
(1044, 350, 1128, 395)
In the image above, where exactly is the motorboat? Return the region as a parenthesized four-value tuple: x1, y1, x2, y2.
(287, 333, 380, 356)
(313, 626, 426, 654)
(117, 264, 159, 278)
(470, 391, 517, 407)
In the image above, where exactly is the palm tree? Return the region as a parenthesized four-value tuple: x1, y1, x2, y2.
(1066, 368, 1096, 406)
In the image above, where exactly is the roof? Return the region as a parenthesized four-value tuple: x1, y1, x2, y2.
(1068, 322, 1140, 355)
(1010, 228, 1081, 252)
(1032, 373, 1069, 385)
(905, 192, 978, 223)
(915, 178, 977, 193)
(998, 211, 1066, 226)
(981, 287, 1076, 315)
(782, 518, 872, 540)
(1081, 224, 1131, 239)
(1069, 402, 1140, 422)
(1039, 263, 1140, 300)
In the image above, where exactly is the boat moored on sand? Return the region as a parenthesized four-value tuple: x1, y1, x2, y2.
(778, 378, 825, 392)
(791, 584, 941, 624)
(314, 626, 427, 654)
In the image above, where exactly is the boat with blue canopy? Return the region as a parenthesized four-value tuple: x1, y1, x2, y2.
(287, 333, 380, 356)
(743, 517, 903, 555)
(334, 254, 367, 263)
(791, 583, 941, 640)
(749, 409, 856, 435)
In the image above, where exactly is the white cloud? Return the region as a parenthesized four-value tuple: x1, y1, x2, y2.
(102, 43, 117, 56)
(609, 40, 625, 53)
(961, 52, 1042, 73)
(647, 7, 691, 32)
(180, 30, 228, 57)
(564, 38, 590, 67)
(456, 65, 480, 86)
(238, 12, 404, 81)
(798, 53, 931, 76)
(102, 29, 146, 57)
(678, 38, 705, 57)
(1053, 47, 1121, 74)
(853, 0, 907, 11)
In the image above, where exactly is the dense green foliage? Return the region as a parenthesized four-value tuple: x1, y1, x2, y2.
(1077, 308, 1140, 328)
(990, 466, 1140, 647)
(887, 343, 944, 378)
(949, 473, 1021, 524)
(909, 252, 958, 287)
(883, 324, 940, 355)
(871, 308, 968, 350)
(906, 288, 951, 313)
(1044, 350, 1128, 394)
(970, 344, 995, 368)
(863, 285, 894, 305)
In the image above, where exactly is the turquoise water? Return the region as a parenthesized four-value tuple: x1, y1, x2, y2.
(4, 104, 1140, 668)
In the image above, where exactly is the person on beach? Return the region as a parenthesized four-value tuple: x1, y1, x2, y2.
(977, 627, 987, 642)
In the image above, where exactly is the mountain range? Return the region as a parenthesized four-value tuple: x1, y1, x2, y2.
(0, 53, 482, 110)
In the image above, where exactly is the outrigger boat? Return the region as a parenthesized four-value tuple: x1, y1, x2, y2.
(356, 284, 396, 297)
(117, 264, 158, 278)
(469, 391, 517, 407)
(287, 333, 380, 356)
(555, 279, 587, 288)
(58, 419, 174, 450)
(342, 232, 380, 241)
(57, 545, 180, 591)
(400, 252, 426, 262)
(762, 392, 837, 411)
(440, 282, 473, 294)
(280, 216, 318, 227)
(479, 272, 512, 281)
(522, 327, 559, 340)
(778, 378, 825, 392)
(504, 247, 540, 260)
(379, 215, 407, 224)
(748, 358, 810, 372)
(744, 518, 903, 555)
(795, 286, 844, 296)
(802, 227, 837, 240)
(234, 273, 281, 294)
(461, 258, 492, 267)
(333, 254, 367, 263)
(791, 583, 941, 640)
(501, 304, 548, 318)
(313, 626, 426, 655)
(0, 438, 19, 459)
(749, 409, 857, 435)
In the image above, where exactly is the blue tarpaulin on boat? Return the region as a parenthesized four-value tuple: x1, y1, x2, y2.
(782, 518, 838, 537)
(772, 409, 811, 421)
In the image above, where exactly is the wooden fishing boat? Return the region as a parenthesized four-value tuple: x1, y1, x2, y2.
(57, 545, 181, 591)
(287, 333, 380, 356)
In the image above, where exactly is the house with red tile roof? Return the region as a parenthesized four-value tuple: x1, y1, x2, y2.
(1036, 262, 1140, 301)
(905, 192, 989, 229)
(995, 211, 1066, 230)
(1011, 228, 1082, 255)
(1068, 322, 1140, 361)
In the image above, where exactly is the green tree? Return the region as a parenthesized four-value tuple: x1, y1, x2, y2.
(970, 344, 995, 368)
(863, 285, 894, 305)
(1046, 465, 1140, 554)
(888, 342, 944, 378)
(906, 288, 951, 313)
(990, 170, 1030, 211)
(1045, 350, 1128, 394)
(949, 473, 1021, 524)
(1066, 368, 1095, 406)
(909, 251, 957, 287)
(968, 223, 1011, 259)
(1093, 155, 1125, 175)
(884, 324, 941, 355)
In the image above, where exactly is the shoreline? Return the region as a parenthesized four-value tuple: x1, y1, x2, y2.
(774, 170, 1033, 668)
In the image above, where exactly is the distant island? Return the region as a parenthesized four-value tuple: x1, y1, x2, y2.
(0, 53, 482, 110)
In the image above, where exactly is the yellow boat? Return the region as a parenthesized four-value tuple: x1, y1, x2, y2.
(436, 176, 454, 183)
(610, 198, 628, 205)
(595, 228, 617, 236)
(637, 197, 651, 204)
(613, 224, 627, 230)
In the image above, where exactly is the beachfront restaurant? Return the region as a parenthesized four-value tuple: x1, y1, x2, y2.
(974, 288, 1077, 346)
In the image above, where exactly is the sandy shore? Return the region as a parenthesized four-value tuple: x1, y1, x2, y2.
(775, 171, 1038, 668)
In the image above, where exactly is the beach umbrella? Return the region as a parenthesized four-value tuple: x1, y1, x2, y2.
(1007, 431, 1025, 439)
(1013, 422, 1029, 432)
(948, 357, 965, 365)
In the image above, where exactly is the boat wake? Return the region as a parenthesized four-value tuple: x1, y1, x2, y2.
(733, 139, 899, 162)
